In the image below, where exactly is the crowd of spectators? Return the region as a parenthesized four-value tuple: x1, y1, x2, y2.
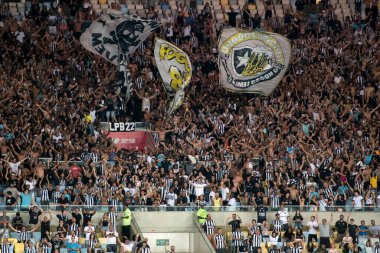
(0, 0, 379, 251)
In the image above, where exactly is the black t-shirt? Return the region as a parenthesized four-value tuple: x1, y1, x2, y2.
(335, 220, 347, 234)
(228, 219, 241, 232)
(29, 210, 42, 225)
(257, 206, 267, 220)
(227, 12, 238, 27)
(5, 196, 16, 206)
(58, 197, 69, 205)
(83, 213, 94, 227)
(41, 220, 51, 237)
(348, 224, 358, 237)
(71, 212, 82, 225)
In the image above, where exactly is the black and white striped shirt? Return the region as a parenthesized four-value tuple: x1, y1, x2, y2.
(41, 189, 49, 201)
(270, 194, 281, 208)
(272, 220, 283, 233)
(25, 246, 37, 253)
(323, 186, 334, 198)
(108, 212, 117, 229)
(232, 231, 245, 246)
(0, 243, 12, 253)
(69, 223, 79, 234)
(139, 247, 151, 253)
(287, 247, 302, 253)
(251, 234, 262, 247)
(40, 244, 51, 253)
(18, 231, 32, 242)
(214, 234, 226, 249)
(203, 220, 216, 235)
(374, 246, 380, 253)
(85, 193, 95, 208)
(53, 191, 61, 203)
(135, 76, 144, 89)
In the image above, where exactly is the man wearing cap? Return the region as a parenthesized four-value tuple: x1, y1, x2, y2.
(197, 203, 208, 224)
(122, 205, 132, 239)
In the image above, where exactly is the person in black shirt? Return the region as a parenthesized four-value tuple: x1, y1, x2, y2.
(51, 233, 64, 251)
(348, 218, 358, 243)
(257, 204, 268, 223)
(40, 211, 53, 239)
(54, 210, 69, 227)
(57, 194, 70, 211)
(12, 212, 24, 231)
(71, 208, 83, 226)
(335, 215, 348, 243)
(28, 206, 42, 225)
(224, 8, 238, 27)
(83, 209, 96, 227)
(227, 214, 242, 232)
(5, 192, 16, 209)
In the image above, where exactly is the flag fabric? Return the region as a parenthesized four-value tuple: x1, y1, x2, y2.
(118, 56, 132, 102)
(218, 28, 291, 96)
(80, 12, 160, 65)
(154, 38, 192, 114)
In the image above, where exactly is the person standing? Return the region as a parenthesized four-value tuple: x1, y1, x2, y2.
(251, 229, 263, 253)
(214, 228, 227, 253)
(232, 227, 245, 253)
(122, 205, 132, 239)
(67, 235, 80, 253)
(227, 214, 242, 233)
(335, 215, 348, 243)
(318, 213, 333, 248)
(106, 225, 118, 253)
(197, 203, 208, 224)
(257, 204, 268, 224)
(203, 214, 216, 241)
(0, 237, 13, 253)
(278, 205, 289, 231)
(307, 215, 319, 243)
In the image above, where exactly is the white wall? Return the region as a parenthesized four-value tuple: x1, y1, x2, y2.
(142, 232, 193, 253)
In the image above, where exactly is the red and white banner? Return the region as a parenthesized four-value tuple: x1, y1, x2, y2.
(107, 131, 156, 150)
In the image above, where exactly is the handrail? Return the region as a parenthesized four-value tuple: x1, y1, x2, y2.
(192, 213, 216, 253)
(0, 204, 377, 212)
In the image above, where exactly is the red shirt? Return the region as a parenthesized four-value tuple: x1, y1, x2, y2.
(70, 165, 82, 178)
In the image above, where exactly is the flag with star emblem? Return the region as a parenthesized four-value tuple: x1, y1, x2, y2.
(218, 28, 291, 96)
(80, 12, 160, 65)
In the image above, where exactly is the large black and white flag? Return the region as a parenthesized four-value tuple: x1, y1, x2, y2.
(80, 12, 160, 65)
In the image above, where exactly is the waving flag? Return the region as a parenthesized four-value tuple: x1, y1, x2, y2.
(154, 38, 192, 114)
(218, 28, 291, 96)
(80, 12, 160, 65)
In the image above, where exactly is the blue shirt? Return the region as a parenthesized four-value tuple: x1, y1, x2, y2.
(20, 193, 32, 209)
(67, 242, 79, 253)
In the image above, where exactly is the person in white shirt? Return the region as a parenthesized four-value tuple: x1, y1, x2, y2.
(84, 222, 96, 241)
(106, 225, 118, 253)
(117, 236, 135, 253)
(192, 178, 208, 197)
(352, 191, 364, 210)
(220, 182, 230, 202)
(165, 187, 177, 207)
(15, 28, 25, 43)
(307, 215, 319, 243)
(278, 205, 289, 231)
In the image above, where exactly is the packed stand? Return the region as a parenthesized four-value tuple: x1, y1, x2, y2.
(0, 0, 380, 252)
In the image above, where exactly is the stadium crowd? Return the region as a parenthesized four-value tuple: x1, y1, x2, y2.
(0, 0, 379, 252)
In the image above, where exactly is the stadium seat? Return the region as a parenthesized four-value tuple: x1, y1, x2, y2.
(10, 232, 19, 239)
(32, 232, 41, 242)
(60, 248, 68, 253)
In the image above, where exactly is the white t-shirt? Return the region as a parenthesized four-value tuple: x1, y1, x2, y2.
(308, 220, 319, 234)
(221, 187, 230, 201)
(120, 242, 134, 252)
(84, 226, 95, 240)
(278, 210, 289, 224)
(193, 182, 207, 197)
(106, 231, 118, 244)
(15, 31, 25, 43)
(165, 192, 177, 207)
(9, 162, 21, 175)
(353, 196, 363, 208)
(25, 179, 37, 191)
(228, 198, 236, 206)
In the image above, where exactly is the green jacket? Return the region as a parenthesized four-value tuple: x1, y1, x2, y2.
(197, 208, 207, 224)
(122, 208, 132, 226)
